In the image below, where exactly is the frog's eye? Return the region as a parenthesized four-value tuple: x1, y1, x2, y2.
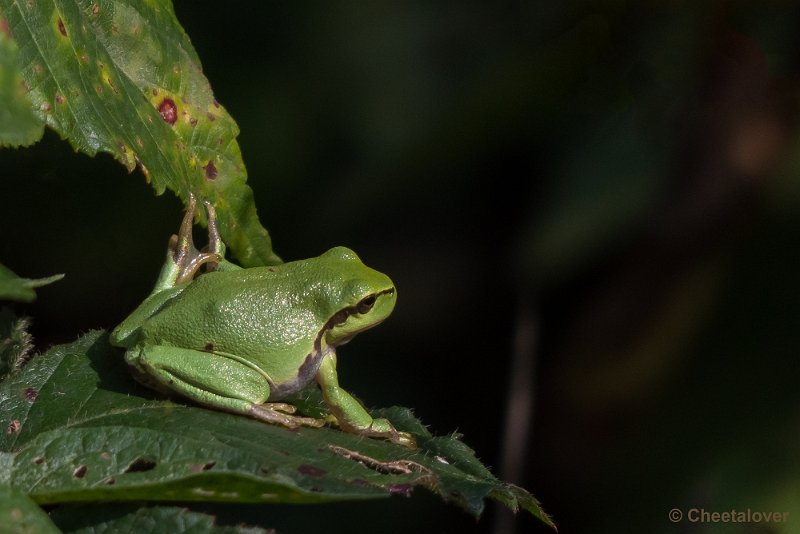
(356, 295, 377, 314)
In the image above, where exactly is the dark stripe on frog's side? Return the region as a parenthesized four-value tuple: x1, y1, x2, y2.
(267, 349, 327, 399)
(266, 287, 395, 400)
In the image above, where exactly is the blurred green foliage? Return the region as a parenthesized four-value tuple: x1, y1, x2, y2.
(4, 1, 800, 533)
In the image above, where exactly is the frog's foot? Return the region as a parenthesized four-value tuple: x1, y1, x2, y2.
(326, 413, 415, 447)
(345, 418, 417, 448)
(250, 404, 326, 429)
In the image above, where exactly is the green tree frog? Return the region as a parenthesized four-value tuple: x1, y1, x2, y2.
(111, 195, 414, 447)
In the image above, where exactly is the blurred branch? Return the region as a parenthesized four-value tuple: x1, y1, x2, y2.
(494, 303, 540, 534)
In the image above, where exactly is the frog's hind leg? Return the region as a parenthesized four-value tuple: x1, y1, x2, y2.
(131, 345, 324, 429)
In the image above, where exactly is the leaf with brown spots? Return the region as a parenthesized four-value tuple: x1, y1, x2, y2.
(0, 0, 280, 266)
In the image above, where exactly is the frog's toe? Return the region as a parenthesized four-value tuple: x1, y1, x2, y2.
(293, 415, 326, 428)
(340, 418, 417, 447)
(249, 404, 325, 429)
(264, 402, 297, 414)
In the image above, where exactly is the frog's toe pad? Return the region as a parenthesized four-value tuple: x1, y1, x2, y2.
(393, 431, 417, 448)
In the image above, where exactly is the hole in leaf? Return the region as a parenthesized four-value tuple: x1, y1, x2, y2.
(124, 457, 157, 473)
(33, 457, 44, 465)
(190, 460, 217, 473)
(388, 484, 413, 497)
(73, 465, 87, 478)
(6, 420, 21, 434)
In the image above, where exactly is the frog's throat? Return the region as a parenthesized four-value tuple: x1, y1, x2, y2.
(268, 346, 331, 400)
(264, 318, 337, 400)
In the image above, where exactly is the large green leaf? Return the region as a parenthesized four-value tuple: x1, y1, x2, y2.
(0, 0, 280, 266)
(0, 332, 553, 528)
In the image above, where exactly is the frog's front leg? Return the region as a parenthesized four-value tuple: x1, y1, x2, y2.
(316, 352, 416, 448)
(128, 345, 324, 429)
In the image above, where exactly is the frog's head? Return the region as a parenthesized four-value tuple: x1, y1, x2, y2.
(321, 247, 397, 347)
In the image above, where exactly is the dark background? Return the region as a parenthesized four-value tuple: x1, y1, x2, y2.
(4, 2, 800, 533)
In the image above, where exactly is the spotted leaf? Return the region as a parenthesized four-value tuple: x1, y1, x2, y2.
(0, 0, 280, 266)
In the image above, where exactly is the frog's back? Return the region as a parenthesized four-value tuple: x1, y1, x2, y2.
(139, 260, 342, 374)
